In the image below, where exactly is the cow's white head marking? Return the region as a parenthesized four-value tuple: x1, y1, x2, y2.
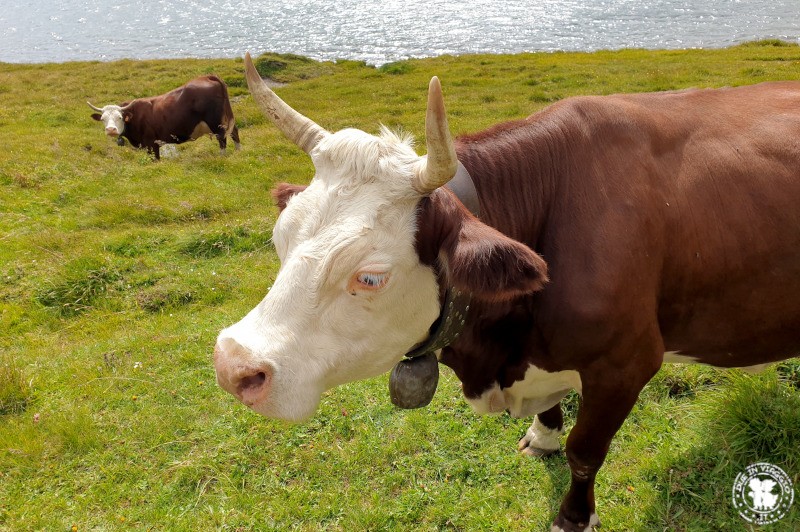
(213, 54, 456, 422)
(87, 101, 131, 137)
(214, 53, 549, 422)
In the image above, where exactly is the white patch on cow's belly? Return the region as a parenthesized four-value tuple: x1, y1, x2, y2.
(663, 351, 698, 364)
(504, 366, 582, 418)
(190, 121, 212, 140)
(465, 364, 582, 418)
(465, 384, 507, 415)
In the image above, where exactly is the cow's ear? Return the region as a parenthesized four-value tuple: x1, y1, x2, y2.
(123, 112, 132, 123)
(417, 190, 548, 302)
(445, 215, 549, 302)
(271, 183, 308, 212)
(91, 113, 102, 121)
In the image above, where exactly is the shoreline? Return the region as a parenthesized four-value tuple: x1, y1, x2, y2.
(2, 38, 798, 69)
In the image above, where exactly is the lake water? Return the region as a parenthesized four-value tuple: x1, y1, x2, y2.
(1, 0, 799, 66)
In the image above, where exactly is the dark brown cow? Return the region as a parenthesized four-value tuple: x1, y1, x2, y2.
(213, 53, 800, 531)
(88, 75, 240, 159)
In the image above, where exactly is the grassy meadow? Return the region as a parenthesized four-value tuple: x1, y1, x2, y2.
(2, 42, 800, 530)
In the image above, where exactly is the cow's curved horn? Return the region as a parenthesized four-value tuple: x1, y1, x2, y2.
(413, 76, 458, 194)
(244, 52, 328, 154)
(86, 101, 104, 112)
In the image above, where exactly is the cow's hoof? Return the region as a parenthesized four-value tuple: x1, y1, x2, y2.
(517, 417, 563, 457)
(551, 512, 600, 532)
(519, 444, 560, 458)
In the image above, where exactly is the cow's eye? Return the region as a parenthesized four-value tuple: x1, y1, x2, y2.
(353, 271, 389, 291)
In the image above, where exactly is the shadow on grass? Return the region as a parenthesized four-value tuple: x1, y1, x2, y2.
(541, 451, 572, 525)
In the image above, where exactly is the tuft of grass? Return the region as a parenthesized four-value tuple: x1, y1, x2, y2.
(648, 363, 720, 399)
(0, 356, 31, 415)
(253, 52, 336, 83)
(699, 368, 800, 472)
(777, 359, 800, 388)
(104, 233, 170, 258)
(179, 226, 273, 258)
(639, 367, 800, 530)
(742, 39, 795, 47)
(36, 257, 123, 316)
(49, 406, 103, 455)
(135, 283, 195, 312)
(379, 62, 414, 75)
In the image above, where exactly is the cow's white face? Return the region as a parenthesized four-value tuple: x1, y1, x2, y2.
(90, 105, 126, 137)
(214, 128, 441, 421)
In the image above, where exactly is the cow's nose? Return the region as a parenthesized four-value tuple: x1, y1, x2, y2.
(213, 337, 273, 407)
(105, 127, 119, 136)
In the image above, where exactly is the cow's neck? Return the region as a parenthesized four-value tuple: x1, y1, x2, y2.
(454, 118, 562, 248)
(439, 121, 565, 397)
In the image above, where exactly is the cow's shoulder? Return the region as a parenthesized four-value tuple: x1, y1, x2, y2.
(125, 99, 154, 120)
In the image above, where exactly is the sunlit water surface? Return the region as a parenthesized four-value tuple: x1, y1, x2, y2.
(1, 0, 798, 65)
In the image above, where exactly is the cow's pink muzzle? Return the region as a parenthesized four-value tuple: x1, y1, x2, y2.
(213, 338, 272, 407)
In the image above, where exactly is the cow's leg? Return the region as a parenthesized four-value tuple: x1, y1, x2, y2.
(552, 356, 660, 532)
(518, 402, 564, 457)
(231, 125, 241, 150)
(216, 130, 228, 155)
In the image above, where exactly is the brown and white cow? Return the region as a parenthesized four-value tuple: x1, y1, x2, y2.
(88, 75, 240, 159)
(214, 53, 800, 531)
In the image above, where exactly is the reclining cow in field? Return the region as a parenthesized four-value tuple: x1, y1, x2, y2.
(88, 75, 240, 159)
(213, 53, 800, 531)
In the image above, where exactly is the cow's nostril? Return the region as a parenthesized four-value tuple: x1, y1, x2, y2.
(214, 336, 273, 406)
(237, 369, 271, 406)
(238, 371, 267, 394)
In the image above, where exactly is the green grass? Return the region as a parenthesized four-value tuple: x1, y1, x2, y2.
(1, 43, 800, 530)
